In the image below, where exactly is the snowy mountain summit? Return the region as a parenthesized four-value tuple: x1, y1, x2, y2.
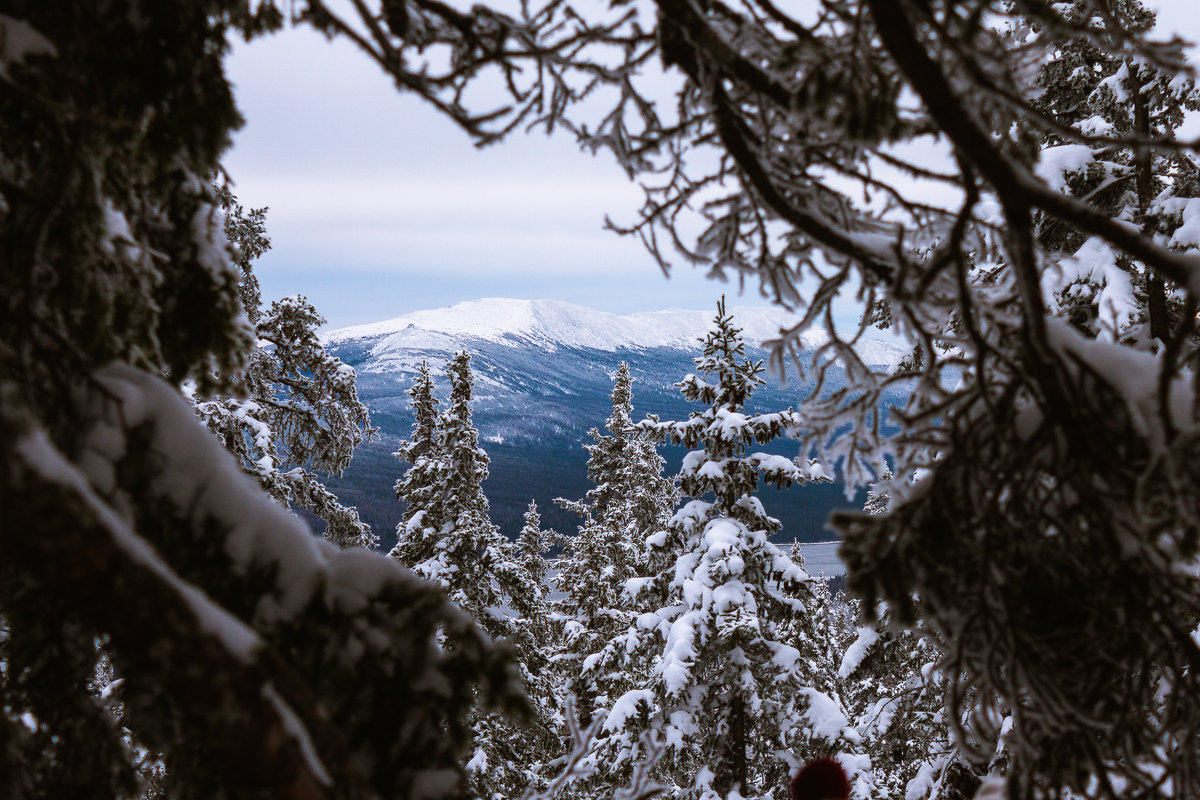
(325, 297, 905, 368)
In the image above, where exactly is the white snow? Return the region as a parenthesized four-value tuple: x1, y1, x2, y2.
(183, 172, 235, 280)
(1035, 144, 1095, 192)
(635, 611, 661, 630)
(1043, 237, 1137, 337)
(324, 298, 906, 367)
(1075, 115, 1114, 136)
(605, 689, 654, 732)
(0, 15, 57, 81)
(799, 688, 858, 743)
(838, 627, 882, 679)
(1046, 317, 1197, 441)
(625, 576, 656, 599)
(100, 200, 136, 259)
(1158, 196, 1200, 250)
(680, 451, 706, 475)
(465, 747, 488, 773)
(658, 613, 699, 695)
(1094, 62, 1132, 103)
(770, 642, 802, 673)
(14, 428, 263, 663)
(905, 759, 941, 800)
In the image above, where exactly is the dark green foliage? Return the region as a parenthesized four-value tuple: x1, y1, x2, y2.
(196, 197, 378, 549)
(0, 3, 520, 798)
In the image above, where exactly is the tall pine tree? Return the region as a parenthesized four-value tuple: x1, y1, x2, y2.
(516, 500, 558, 650)
(554, 362, 676, 728)
(193, 193, 377, 549)
(393, 361, 442, 538)
(589, 300, 854, 800)
(391, 351, 560, 799)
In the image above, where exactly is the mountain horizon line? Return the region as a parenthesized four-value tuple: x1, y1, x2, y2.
(323, 296, 906, 367)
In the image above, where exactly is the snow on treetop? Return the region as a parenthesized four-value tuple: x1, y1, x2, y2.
(1034, 144, 1095, 192)
(324, 298, 906, 366)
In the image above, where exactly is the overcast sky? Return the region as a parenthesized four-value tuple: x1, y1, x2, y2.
(221, 3, 1200, 330)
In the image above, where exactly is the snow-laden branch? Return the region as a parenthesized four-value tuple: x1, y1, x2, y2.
(3, 424, 350, 799)
(3, 363, 524, 799)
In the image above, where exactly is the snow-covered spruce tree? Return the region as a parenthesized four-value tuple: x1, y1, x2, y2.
(569, 362, 678, 535)
(554, 362, 676, 727)
(0, 5, 526, 798)
(393, 360, 443, 535)
(517, 500, 559, 649)
(194, 195, 377, 549)
(866, 648, 1001, 800)
(789, 547, 854, 698)
(1028, 1, 1200, 346)
(391, 352, 511, 619)
(582, 301, 851, 800)
(518, 499, 555, 590)
(391, 352, 559, 799)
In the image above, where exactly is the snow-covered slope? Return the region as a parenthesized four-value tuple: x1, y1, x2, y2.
(318, 299, 908, 549)
(325, 298, 906, 369)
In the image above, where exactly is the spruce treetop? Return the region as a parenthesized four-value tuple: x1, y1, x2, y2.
(517, 499, 555, 591)
(640, 298, 827, 533)
(397, 361, 439, 467)
(680, 297, 765, 415)
(605, 361, 636, 438)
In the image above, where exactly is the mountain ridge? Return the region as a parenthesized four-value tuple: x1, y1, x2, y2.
(324, 297, 906, 368)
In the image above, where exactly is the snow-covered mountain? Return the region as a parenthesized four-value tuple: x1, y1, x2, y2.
(319, 299, 908, 551)
(325, 297, 906, 370)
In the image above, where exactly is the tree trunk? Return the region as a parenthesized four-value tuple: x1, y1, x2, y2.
(730, 693, 747, 793)
(1134, 80, 1170, 343)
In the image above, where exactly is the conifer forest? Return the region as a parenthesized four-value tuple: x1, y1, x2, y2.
(6, 2, 1200, 800)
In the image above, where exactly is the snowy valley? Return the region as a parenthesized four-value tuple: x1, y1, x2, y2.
(319, 298, 910, 548)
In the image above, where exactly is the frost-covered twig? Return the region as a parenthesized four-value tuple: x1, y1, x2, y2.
(614, 730, 667, 800)
(521, 696, 605, 800)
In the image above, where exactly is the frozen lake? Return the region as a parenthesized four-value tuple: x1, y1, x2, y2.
(794, 540, 844, 577)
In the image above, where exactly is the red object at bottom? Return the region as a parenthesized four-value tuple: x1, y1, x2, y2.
(790, 757, 850, 800)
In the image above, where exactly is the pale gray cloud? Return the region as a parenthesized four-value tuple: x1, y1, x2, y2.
(222, 3, 1200, 329)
